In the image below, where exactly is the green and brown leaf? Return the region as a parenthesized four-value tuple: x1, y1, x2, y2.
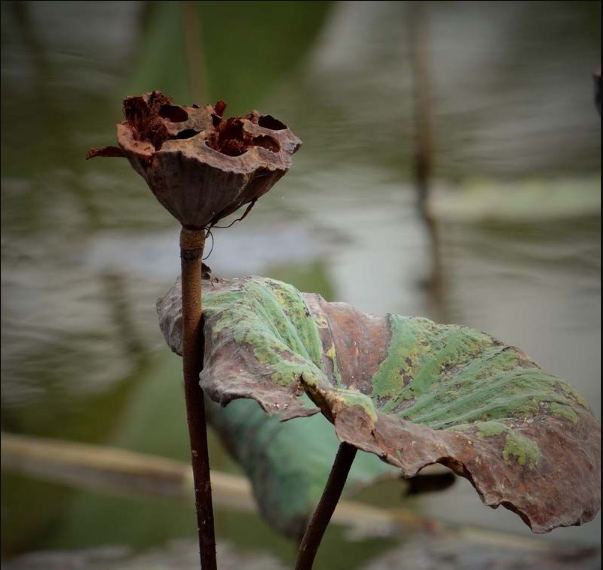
(157, 276, 601, 534)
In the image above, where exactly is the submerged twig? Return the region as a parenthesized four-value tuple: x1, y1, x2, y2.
(5, 431, 581, 553)
(0, 431, 426, 535)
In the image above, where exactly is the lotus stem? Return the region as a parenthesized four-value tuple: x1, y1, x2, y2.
(408, 0, 434, 215)
(294, 442, 358, 570)
(180, 227, 217, 570)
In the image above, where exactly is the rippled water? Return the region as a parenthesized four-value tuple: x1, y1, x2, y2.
(1, 1, 601, 567)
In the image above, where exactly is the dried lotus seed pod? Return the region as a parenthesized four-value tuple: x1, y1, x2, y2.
(87, 91, 301, 229)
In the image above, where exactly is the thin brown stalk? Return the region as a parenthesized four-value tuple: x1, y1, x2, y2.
(180, 227, 217, 570)
(294, 442, 358, 570)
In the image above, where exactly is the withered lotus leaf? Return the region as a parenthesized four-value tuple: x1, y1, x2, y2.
(87, 92, 301, 229)
(157, 276, 601, 534)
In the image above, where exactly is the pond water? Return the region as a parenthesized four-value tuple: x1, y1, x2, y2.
(1, 2, 601, 568)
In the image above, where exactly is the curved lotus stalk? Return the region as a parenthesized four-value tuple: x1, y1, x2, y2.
(158, 276, 601, 535)
(87, 91, 301, 229)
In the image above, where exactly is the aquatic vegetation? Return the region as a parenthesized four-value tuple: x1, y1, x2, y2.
(158, 275, 601, 569)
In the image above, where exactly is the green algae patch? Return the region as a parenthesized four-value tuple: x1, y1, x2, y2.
(448, 421, 509, 439)
(557, 381, 589, 408)
(550, 402, 580, 424)
(476, 421, 509, 438)
(302, 375, 378, 422)
(503, 433, 541, 467)
(370, 315, 429, 402)
(448, 423, 474, 433)
(204, 279, 326, 388)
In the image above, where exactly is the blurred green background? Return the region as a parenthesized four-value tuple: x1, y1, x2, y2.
(1, 1, 601, 569)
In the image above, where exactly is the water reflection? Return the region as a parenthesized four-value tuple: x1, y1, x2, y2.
(1, 0, 600, 565)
